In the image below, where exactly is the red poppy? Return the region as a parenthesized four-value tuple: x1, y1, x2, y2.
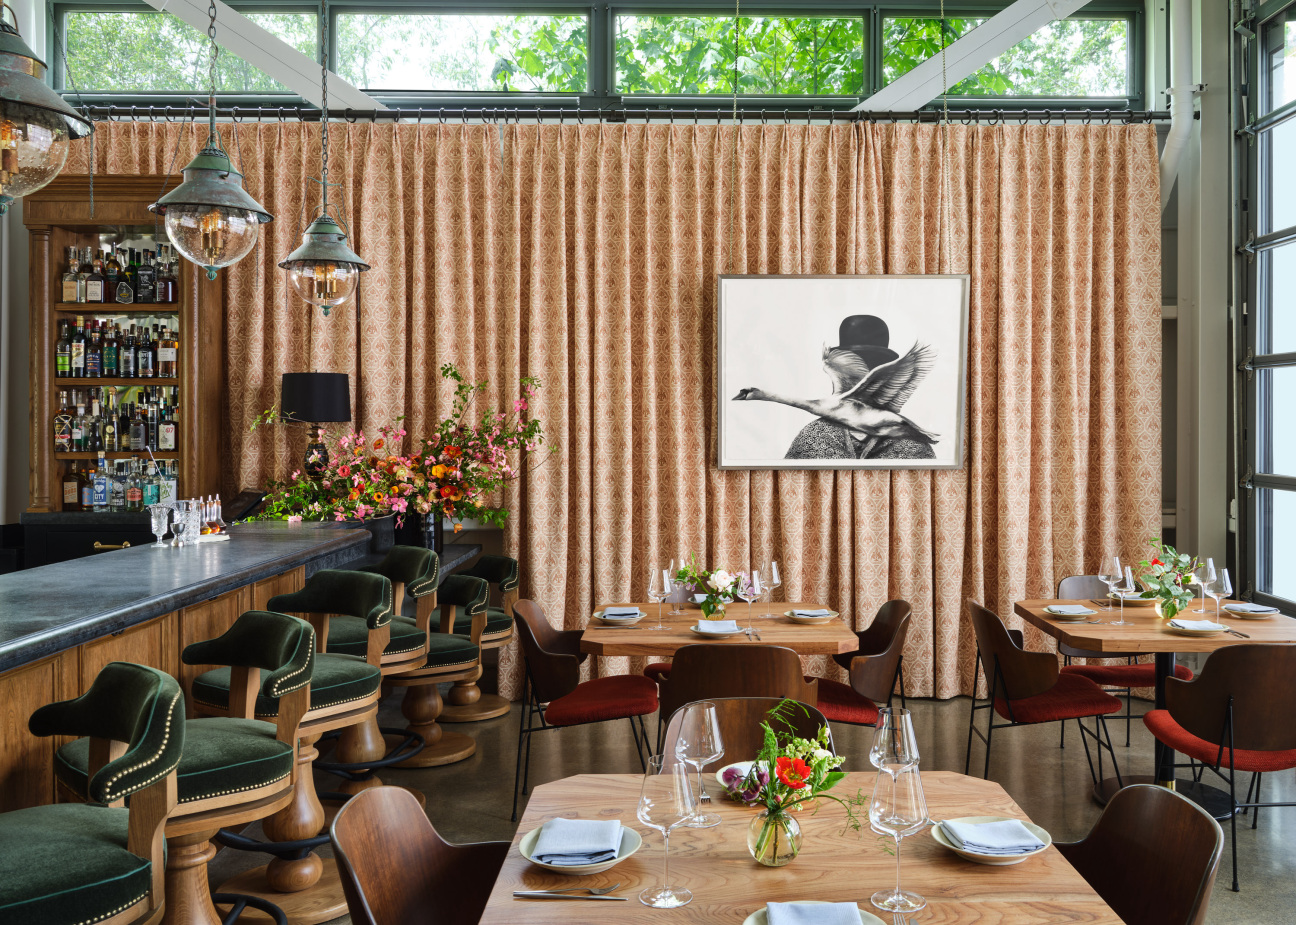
(775, 756, 812, 790)
(373, 438, 385, 450)
(1151, 558, 1164, 567)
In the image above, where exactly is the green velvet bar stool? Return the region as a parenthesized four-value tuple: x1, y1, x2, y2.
(440, 554, 518, 722)
(1, 662, 183, 925)
(54, 612, 315, 925)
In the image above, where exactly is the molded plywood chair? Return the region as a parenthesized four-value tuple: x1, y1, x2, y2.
(1057, 784, 1222, 925)
(661, 697, 834, 773)
(2, 662, 182, 925)
(440, 554, 520, 722)
(808, 601, 911, 727)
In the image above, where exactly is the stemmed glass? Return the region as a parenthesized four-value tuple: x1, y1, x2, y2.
(1207, 568, 1233, 620)
(637, 754, 696, 908)
(148, 503, 172, 548)
(870, 765, 930, 913)
(648, 568, 669, 631)
(737, 572, 760, 633)
(870, 707, 920, 774)
(1109, 565, 1136, 626)
(674, 701, 724, 828)
(666, 559, 685, 616)
(1192, 558, 1217, 613)
(1097, 555, 1122, 611)
(764, 560, 781, 615)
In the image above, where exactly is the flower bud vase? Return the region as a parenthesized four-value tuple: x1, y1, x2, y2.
(747, 808, 802, 867)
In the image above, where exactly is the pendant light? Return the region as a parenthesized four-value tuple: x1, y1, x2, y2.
(149, 1, 271, 278)
(278, 0, 368, 315)
(0, 4, 93, 214)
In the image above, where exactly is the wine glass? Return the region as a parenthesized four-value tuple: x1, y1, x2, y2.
(148, 503, 172, 548)
(1207, 568, 1233, 620)
(1108, 565, 1135, 626)
(1191, 558, 1216, 614)
(673, 702, 724, 828)
(869, 765, 930, 913)
(870, 707, 920, 773)
(736, 572, 759, 633)
(1097, 555, 1122, 611)
(765, 559, 782, 614)
(648, 568, 669, 631)
(637, 754, 696, 908)
(666, 559, 685, 616)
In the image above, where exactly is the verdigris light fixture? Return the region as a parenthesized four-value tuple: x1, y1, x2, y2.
(149, 1, 272, 278)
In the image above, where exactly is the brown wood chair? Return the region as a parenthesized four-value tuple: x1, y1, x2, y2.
(807, 601, 911, 727)
(1056, 575, 1192, 746)
(963, 599, 1124, 785)
(1057, 783, 1223, 925)
(513, 599, 658, 821)
(330, 786, 509, 925)
(1142, 643, 1296, 892)
(661, 697, 834, 773)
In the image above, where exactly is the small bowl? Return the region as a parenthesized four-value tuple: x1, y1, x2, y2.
(931, 816, 1051, 866)
(784, 610, 839, 624)
(593, 610, 646, 626)
(517, 824, 642, 876)
(742, 904, 885, 925)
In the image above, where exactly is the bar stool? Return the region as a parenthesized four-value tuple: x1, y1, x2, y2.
(54, 612, 315, 925)
(440, 554, 518, 722)
(3, 662, 183, 925)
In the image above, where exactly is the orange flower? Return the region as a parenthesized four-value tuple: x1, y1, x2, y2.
(368, 456, 380, 468)
(430, 464, 448, 479)
(373, 437, 385, 450)
(373, 491, 387, 503)
(775, 756, 812, 790)
(443, 446, 462, 459)
(353, 446, 363, 456)
(439, 485, 455, 498)
(348, 490, 360, 501)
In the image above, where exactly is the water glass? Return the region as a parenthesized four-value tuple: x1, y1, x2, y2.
(148, 504, 172, 548)
(1097, 555, 1122, 611)
(737, 572, 759, 632)
(869, 765, 930, 913)
(1192, 558, 1216, 613)
(870, 707, 920, 773)
(1208, 568, 1233, 619)
(637, 754, 696, 908)
(667, 559, 685, 615)
(674, 702, 724, 828)
(1110, 565, 1135, 626)
(648, 568, 669, 631)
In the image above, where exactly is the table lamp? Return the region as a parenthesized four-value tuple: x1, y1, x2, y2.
(280, 372, 351, 476)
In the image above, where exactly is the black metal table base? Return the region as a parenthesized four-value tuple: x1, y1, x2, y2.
(1093, 775, 1238, 821)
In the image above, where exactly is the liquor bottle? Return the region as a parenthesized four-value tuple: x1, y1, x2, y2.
(86, 388, 102, 452)
(137, 250, 157, 304)
(108, 461, 125, 511)
(77, 247, 94, 301)
(156, 249, 176, 303)
(104, 248, 120, 297)
(130, 404, 147, 451)
(142, 462, 161, 506)
(157, 326, 178, 378)
(79, 463, 94, 510)
(62, 464, 81, 511)
(86, 257, 105, 304)
(53, 390, 72, 452)
(85, 321, 102, 378)
(91, 451, 110, 511)
(102, 323, 119, 377)
(120, 326, 136, 378)
(118, 400, 131, 451)
(70, 316, 86, 378)
(102, 391, 118, 451)
(61, 247, 80, 302)
(158, 402, 178, 451)
(124, 459, 144, 511)
(70, 401, 86, 452)
(136, 326, 154, 379)
(115, 251, 136, 303)
(146, 400, 158, 450)
(55, 320, 71, 377)
(158, 460, 178, 505)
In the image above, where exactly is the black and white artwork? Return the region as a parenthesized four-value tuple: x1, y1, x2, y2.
(717, 275, 970, 470)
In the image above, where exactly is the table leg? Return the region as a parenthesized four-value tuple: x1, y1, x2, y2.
(1154, 652, 1175, 786)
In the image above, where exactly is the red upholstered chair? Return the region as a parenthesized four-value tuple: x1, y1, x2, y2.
(1142, 643, 1296, 892)
(805, 601, 911, 727)
(512, 599, 657, 821)
(964, 600, 1124, 784)
(1056, 575, 1193, 746)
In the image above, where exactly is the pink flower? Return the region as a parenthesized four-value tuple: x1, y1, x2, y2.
(286, 515, 302, 524)
(321, 480, 332, 488)
(514, 399, 528, 412)
(391, 498, 408, 513)
(291, 470, 301, 480)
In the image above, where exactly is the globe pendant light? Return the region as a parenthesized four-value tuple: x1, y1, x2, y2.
(148, 2, 271, 278)
(278, 0, 368, 316)
(0, 6, 93, 214)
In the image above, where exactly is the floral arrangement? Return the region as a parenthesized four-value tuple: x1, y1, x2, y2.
(674, 554, 747, 618)
(1138, 539, 1199, 620)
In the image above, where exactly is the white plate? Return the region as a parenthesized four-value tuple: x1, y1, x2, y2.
(1163, 624, 1227, 637)
(1043, 607, 1097, 622)
(714, 760, 769, 787)
(742, 904, 885, 925)
(690, 624, 746, 638)
(1223, 604, 1280, 620)
(784, 610, 840, 624)
(593, 610, 646, 625)
(517, 824, 642, 876)
(931, 816, 1052, 866)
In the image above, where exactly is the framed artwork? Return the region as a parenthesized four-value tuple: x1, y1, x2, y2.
(717, 274, 971, 470)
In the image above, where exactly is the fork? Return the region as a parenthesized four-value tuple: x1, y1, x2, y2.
(697, 767, 713, 804)
(520, 884, 621, 896)
(892, 912, 909, 925)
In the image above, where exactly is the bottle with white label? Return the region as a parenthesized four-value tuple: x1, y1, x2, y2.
(109, 461, 127, 511)
(91, 452, 110, 510)
(159, 461, 178, 505)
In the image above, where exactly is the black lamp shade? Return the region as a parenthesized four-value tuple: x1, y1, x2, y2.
(280, 373, 351, 424)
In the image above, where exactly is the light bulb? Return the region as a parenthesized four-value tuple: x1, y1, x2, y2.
(0, 102, 72, 214)
(284, 258, 361, 314)
(163, 204, 262, 279)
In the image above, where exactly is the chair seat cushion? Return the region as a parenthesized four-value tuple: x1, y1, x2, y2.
(192, 653, 382, 717)
(427, 608, 513, 637)
(1062, 662, 1193, 688)
(808, 676, 880, 726)
(57, 717, 294, 805)
(0, 802, 151, 925)
(1144, 710, 1296, 773)
(326, 614, 427, 657)
(993, 673, 1123, 724)
(644, 663, 672, 684)
(545, 675, 659, 726)
(421, 632, 480, 669)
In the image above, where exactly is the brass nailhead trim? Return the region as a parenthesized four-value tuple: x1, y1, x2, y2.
(267, 625, 315, 698)
(101, 690, 183, 803)
(72, 891, 147, 925)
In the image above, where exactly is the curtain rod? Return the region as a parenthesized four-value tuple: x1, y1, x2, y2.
(80, 105, 1172, 125)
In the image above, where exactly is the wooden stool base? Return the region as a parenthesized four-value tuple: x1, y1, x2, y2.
(216, 859, 347, 925)
(393, 729, 476, 767)
(439, 693, 511, 723)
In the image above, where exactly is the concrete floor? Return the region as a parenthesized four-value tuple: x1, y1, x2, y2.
(210, 691, 1295, 924)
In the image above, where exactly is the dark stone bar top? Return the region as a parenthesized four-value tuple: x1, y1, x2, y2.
(0, 522, 370, 674)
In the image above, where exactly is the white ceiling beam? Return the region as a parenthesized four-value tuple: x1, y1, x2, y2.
(147, 0, 384, 111)
(855, 0, 1093, 111)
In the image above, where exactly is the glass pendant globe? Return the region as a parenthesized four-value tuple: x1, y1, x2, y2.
(284, 258, 361, 312)
(163, 204, 262, 279)
(0, 102, 72, 214)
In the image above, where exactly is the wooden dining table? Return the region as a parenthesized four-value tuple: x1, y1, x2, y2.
(482, 771, 1121, 924)
(582, 602, 859, 659)
(1014, 598, 1296, 814)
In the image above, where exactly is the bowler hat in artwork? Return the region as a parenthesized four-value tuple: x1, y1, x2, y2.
(837, 315, 899, 367)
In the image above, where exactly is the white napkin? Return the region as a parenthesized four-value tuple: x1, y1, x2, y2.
(938, 819, 1044, 855)
(697, 619, 739, 633)
(602, 606, 641, 619)
(1168, 619, 1227, 631)
(1224, 602, 1280, 614)
(530, 817, 623, 866)
(1045, 605, 1096, 615)
(792, 609, 832, 617)
(766, 902, 861, 925)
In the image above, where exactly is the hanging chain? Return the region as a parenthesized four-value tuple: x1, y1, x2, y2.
(320, 0, 330, 216)
(206, 0, 219, 144)
(725, 0, 741, 275)
(47, 2, 93, 216)
(938, 0, 951, 274)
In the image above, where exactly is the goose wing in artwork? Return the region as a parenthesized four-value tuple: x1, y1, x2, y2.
(839, 342, 935, 413)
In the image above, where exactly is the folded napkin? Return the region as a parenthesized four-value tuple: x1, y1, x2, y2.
(766, 902, 861, 925)
(1045, 605, 1097, 615)
(792, 609, 832, 617)
(1168, 619, 1227, 632)
(602, 606, 641, 619)
(938, 819, 1044, 856)
(530, 817, 623, 866)
(1225, 602, 1280, 614)
(697, 619, 739, 633)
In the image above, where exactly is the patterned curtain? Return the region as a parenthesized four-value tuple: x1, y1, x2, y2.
(68, 120, 1162, 700)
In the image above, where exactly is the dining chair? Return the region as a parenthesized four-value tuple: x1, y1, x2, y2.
(1056, 574, 1193, 746)
(1142, 643, 1296, 892)
(330, 786, 509, 925)
(655, 644, 818, 750)
(806, 601, 911, 727)
(661, 697, 835, 772)
(512, 599, 658, 821)
(964, 600, 1124, 785)
(1057, 783, 1223, 925)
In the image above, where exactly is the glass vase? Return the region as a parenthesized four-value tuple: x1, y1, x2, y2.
(747, 808, 802, 867)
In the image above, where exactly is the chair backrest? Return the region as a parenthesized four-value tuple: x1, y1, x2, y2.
(1166, 644, 1296, 752)
(513, 599, 585, 704)
(1057, 784, 1222, 925)
(433, 574, 489, 640)
(363, 545, 439, 617)
(849, 603, 912, 703)
(966, 600, 1058, 701)
(330, 786, 505, 925)
(268, 569, 393, 628)
(661, 697, 834, 772)
(657, 644, 818, 724)
(463, 555, 520, 614)
(1057, 575, 1110, 601)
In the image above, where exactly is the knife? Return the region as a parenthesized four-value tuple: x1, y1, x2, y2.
(1225, 628, 1250, 639)
(513, 892, 629, 900)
